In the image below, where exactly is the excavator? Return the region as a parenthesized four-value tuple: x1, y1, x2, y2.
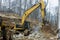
(0, 0, 45, 40)
(13, 0, 45, 36)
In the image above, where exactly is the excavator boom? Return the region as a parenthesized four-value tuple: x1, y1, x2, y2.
(21, 0, 45, 25)
(40, 0, 45, 19)
(21, 3, 41, 25)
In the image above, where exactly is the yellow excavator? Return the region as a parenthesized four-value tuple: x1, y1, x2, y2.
(13, 0, 45, 36)
(0, 0, 45, 38)
(0, 0, 45, 40)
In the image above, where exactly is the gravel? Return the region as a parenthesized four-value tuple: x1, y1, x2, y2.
(12, 31, 57, 40)
(12, 25, 57, 40)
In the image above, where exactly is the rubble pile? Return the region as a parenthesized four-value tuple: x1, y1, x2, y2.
(12, 31, 57, 40)
(12, 25, 57, 40)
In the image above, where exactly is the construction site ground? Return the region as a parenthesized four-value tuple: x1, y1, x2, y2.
(0, 13, 58, 40)
(12, 28, 57, 40)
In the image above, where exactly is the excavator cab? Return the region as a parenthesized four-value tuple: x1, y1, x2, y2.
(16, 21, 30, 30)
(15, 21, 30, 36)
(24, 21, 30, 30)
(13, 18, 30, 36)
(23, 21, 30, 36)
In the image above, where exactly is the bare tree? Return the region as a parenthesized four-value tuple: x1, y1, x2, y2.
(0, 0, 2, 11)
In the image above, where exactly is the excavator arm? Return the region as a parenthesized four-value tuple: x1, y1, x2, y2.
(40, 0, 45, 20)
(21, 0, 45, 25)
(21, 3, 41, 25)
(40, 0, 45, 25)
